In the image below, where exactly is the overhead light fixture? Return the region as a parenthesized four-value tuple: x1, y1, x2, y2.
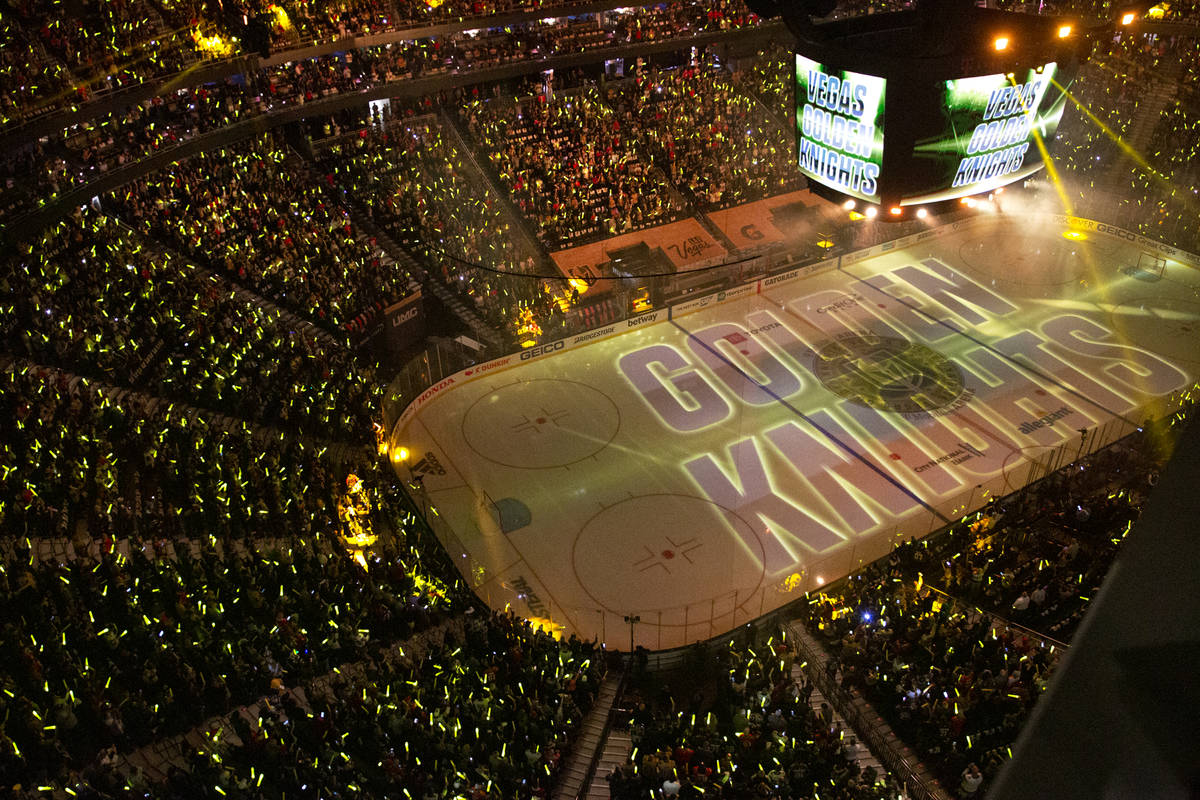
(993, 36, 1010, 51)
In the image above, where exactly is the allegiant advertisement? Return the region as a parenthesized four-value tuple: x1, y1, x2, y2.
(794, 53, 886, 203)
(907, 62, 1071, 203)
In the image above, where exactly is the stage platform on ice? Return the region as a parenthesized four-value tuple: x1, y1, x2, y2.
(386, 214, 1200, 651)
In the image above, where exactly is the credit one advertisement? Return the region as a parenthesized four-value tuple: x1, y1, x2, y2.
(794, 54, 886, 204)
(906, 62, 1071, 204)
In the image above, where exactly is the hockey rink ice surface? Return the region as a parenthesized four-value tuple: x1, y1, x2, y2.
(392, 215, 1200, 650)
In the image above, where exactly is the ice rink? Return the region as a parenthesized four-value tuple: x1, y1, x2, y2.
(390, 214, 1200, 651)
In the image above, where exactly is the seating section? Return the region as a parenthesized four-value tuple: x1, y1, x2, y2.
(466, 86, 683, 249)
(804, 578, 1059, 796)
(317, 116, 547, 338)
(798, 424, 1176, 796)
(607, 60, 802, 210)
(2, 209, 382, 440)
(0, 9, 74, 126)
(111, 136, 416, 334)
(1056, 32, 1200, 253)
(610, 632, 908, 800)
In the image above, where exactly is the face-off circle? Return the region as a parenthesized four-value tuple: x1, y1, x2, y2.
(812, 335, 966, 414)
(461, 378, 621, 469)
(571, 493, 766, 616)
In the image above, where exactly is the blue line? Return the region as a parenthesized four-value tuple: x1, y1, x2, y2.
(669, 318, 950, 524)
(841, 267, 1139, 426)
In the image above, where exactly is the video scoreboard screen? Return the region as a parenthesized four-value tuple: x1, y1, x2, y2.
(794, 54, 886, 204)
(795, 54, 1073, 208)
(906, 62, 1072, 203)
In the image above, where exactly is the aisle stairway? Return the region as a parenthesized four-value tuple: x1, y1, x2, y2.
(553, 670, 627, 800)
(789, 657, 889, 783)
(438, 106, 554, 269)
(291, 140, 507, 351)
(786, 620, 952, 800)
(1095, 55, 1184, 196)
(583, 725, 633, 800)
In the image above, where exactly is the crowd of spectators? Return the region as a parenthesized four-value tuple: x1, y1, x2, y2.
(318, 114, 555, 339)
(0, 364, 375, 542)
(3, 358, 614, 797)
(2, 206, 382, 440)
(13, 0, 197, 91)
(0, 362, 604, 796)
(798, 417, 1184, 797)
(1055, 31, 1200, 254)
(607, 630, 906, 800)
(922, 435, 1162, 643)
(736, 44, 791, 123)
(466, 83, 682, 248)
(0, 8, 75, 127)
(0, 0, 764, 140)
(0, 1, 768, 223)
(1, 520, 462, 780)
(608, 56, 801, 211)
(803, 569, 1061, 798)
(463, 52, 799, 249)
(194, 0, 759, 49)
(1051, 42, 1140, 184)
(1119, 94, 1200, 248)
(110, 135, 417, 335)
(153, 610, 602, 799)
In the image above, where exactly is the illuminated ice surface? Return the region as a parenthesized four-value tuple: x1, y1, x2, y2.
(394, 216, 1200, 650)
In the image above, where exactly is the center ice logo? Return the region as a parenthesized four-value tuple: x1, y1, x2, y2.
(811, 335, 966, 415)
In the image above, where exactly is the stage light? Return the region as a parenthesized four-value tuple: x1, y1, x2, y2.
(889, 206, 902, 216)
(392, 447, 409, 463)
(916, 208, 928, 219)
(865, 206, 878, 219)
(842, 199, 856, 210)
(993, 36, 1009, 51)
(1057, 24, 1072, 37)
(1121, 12, 1135, 24)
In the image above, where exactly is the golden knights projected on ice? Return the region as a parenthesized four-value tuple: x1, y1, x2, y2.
(617, 257, 1186, 574)
(794, 54, 886, 203)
